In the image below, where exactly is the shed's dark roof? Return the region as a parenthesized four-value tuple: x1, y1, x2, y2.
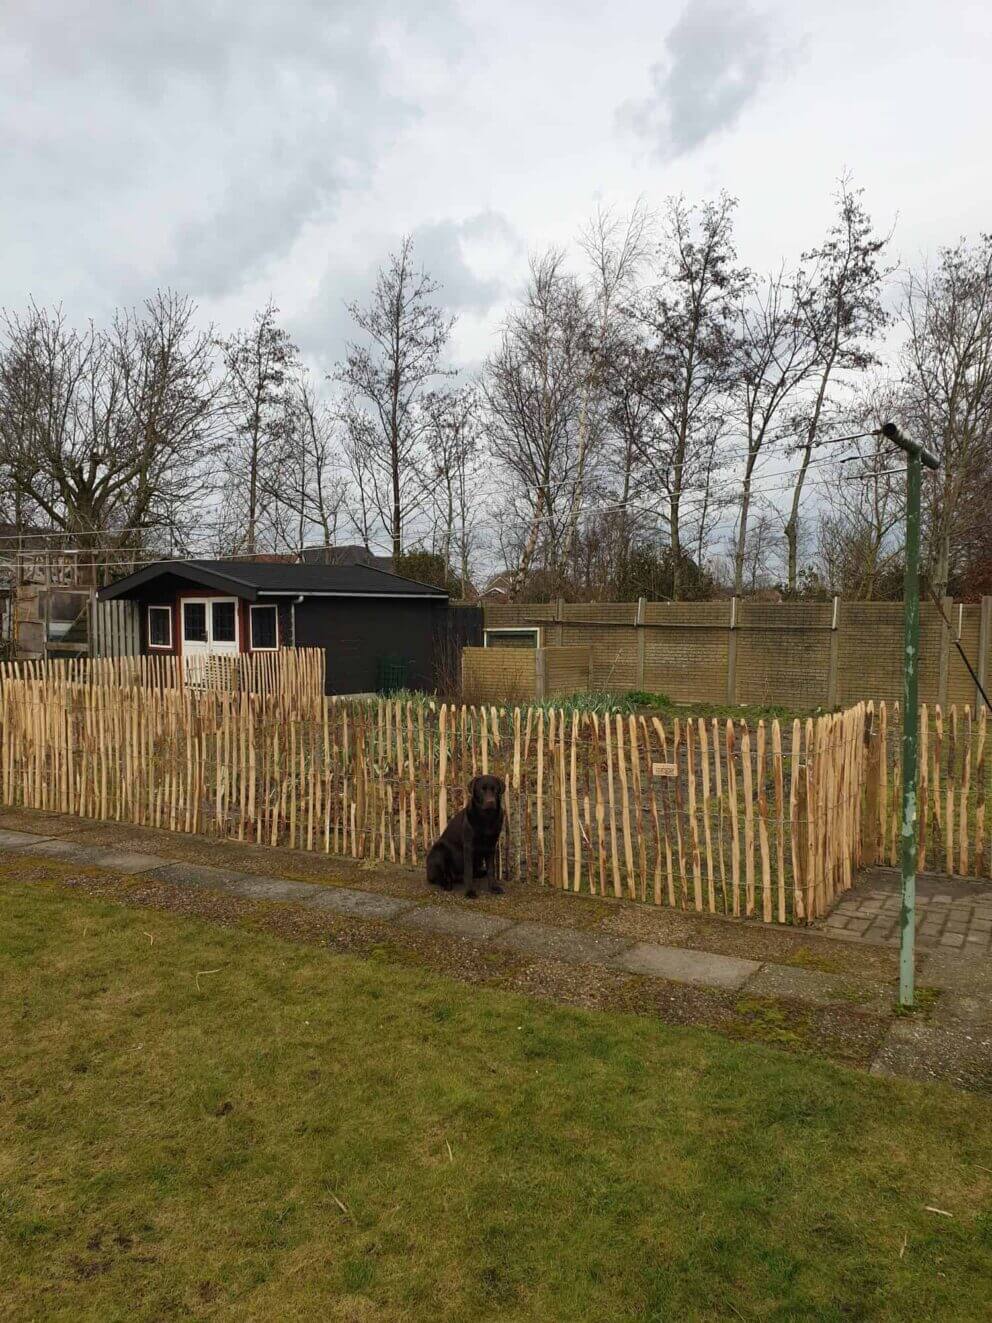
(98, 559, 448, 602)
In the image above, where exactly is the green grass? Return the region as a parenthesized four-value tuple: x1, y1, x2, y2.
(2, 881, 992, 1321)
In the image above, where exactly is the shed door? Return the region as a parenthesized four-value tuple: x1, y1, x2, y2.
(181, 598, 240, 680)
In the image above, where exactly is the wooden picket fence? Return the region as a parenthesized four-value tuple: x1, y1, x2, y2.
(0, 648, 325, 714)
(0, 660, 874, 924)
(866, 701, 991, 878)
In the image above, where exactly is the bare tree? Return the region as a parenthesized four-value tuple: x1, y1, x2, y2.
(559, 200, 653, 566)
(814, 430, 904, 598)
(730, 270, 815, 594)
(623, 194, 747, 598)
(422, 385, 483, 592)
(219, 301, 298, 554)
(336, 237, 454, 558)
(600, 327, 656, 527)
(340, 404, 380, 552)
(782, 180, 891, 592)
(485, 250, 588, 597)
(273, 371, 348, 554)
(0, 292, 223, 579)
(740, 508, 780, 595)
(901, 235, 992, 597)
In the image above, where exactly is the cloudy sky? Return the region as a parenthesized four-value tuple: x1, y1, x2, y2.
(3, 0, 990, 377)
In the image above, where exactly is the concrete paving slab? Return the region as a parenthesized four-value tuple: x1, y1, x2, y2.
(493, 921, 628, 966)
(921, 952, 992, 1027)
(612, 942, 761, 990)
(144, 862, 249, 891)
(744, 963, 891, 1014)
(0, 830, 52, 847)
(226, 877, 318, 902)
(304, 887, 414, 921)
(396, 906, 514, 942)
(19, 839, 104, 863)
(84, 849, 166, 875)
(870, 1017, 992, 1091)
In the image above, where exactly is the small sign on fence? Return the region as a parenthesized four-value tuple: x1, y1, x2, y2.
(652, 761, 678, 777)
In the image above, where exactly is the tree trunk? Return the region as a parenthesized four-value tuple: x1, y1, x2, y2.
(783, 442, 814, 593)
(733, 451, 759, 596)
(247, 433, 258, 554)
(933, 528, 951, 599)
(733, 482, 752, 597)
(669, 491, 681, 601)
(560, 380, 591, 569)
(510, 490, 545, 601)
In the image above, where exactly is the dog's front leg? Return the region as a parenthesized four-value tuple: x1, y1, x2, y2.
(463, 820, 478, 897)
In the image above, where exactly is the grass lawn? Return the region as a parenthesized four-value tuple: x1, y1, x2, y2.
(2, 881, 991, 1322)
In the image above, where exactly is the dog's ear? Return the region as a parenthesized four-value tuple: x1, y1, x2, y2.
(467, 776, 480, 802)
(495, 776, 505, 800)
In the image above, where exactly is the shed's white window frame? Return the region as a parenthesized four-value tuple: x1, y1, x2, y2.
(483, 626, 541, 648)
(249, 603, 279, 652)
(147, 604, 173, 650)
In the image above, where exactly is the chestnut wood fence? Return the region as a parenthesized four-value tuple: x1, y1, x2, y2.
(0, 661, 886, 925)
(2, 653, 990, 922)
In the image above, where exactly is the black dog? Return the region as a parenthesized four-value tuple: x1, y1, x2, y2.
(426, 775, 505, 898)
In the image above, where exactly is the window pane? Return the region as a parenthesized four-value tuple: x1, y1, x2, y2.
(487, 630, 537, 649)
(251, 606, 277, 650)
(149, 607, 171, 647)
(211, 600, 236, 643)
(183, 602, 207, 642)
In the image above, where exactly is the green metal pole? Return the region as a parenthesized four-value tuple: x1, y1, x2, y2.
(899, 449, 922, 1007)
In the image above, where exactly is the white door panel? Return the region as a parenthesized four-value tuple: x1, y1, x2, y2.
(181, 597, 240, 683)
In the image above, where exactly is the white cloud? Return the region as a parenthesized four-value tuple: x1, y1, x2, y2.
(620, 0, 785, 158)
(0, 0, 989, 388)
(0, 0, 461, 309)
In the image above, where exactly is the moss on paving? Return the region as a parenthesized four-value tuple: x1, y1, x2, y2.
(3, 877, 992, 1321)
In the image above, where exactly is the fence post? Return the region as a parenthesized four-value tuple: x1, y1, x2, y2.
(978, 596, 992, 712)
(88, 590, 99, 657)
(635, 596, 646, 690)
(535, 648, 547, 701)
(726, 597, 738, 705)
(863, 708, 880, 865)
(827, 596, 840, 709)
(555, 596, 565, 646)
(937, 596, 953, 709)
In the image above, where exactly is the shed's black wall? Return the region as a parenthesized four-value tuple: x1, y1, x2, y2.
(293, 597, 445, 694)
(434, 603, 483, 691)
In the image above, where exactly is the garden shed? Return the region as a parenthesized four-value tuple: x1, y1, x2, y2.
(97, 559, 457, 694)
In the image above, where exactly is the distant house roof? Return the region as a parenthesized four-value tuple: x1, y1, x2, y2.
(98, 559, 447, 603)
(300, 543, 393, 572)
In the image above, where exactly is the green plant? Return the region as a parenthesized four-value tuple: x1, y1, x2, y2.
(533, 691, 639, 716)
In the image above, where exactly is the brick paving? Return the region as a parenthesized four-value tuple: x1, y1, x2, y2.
(816, 867, 992, 955)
